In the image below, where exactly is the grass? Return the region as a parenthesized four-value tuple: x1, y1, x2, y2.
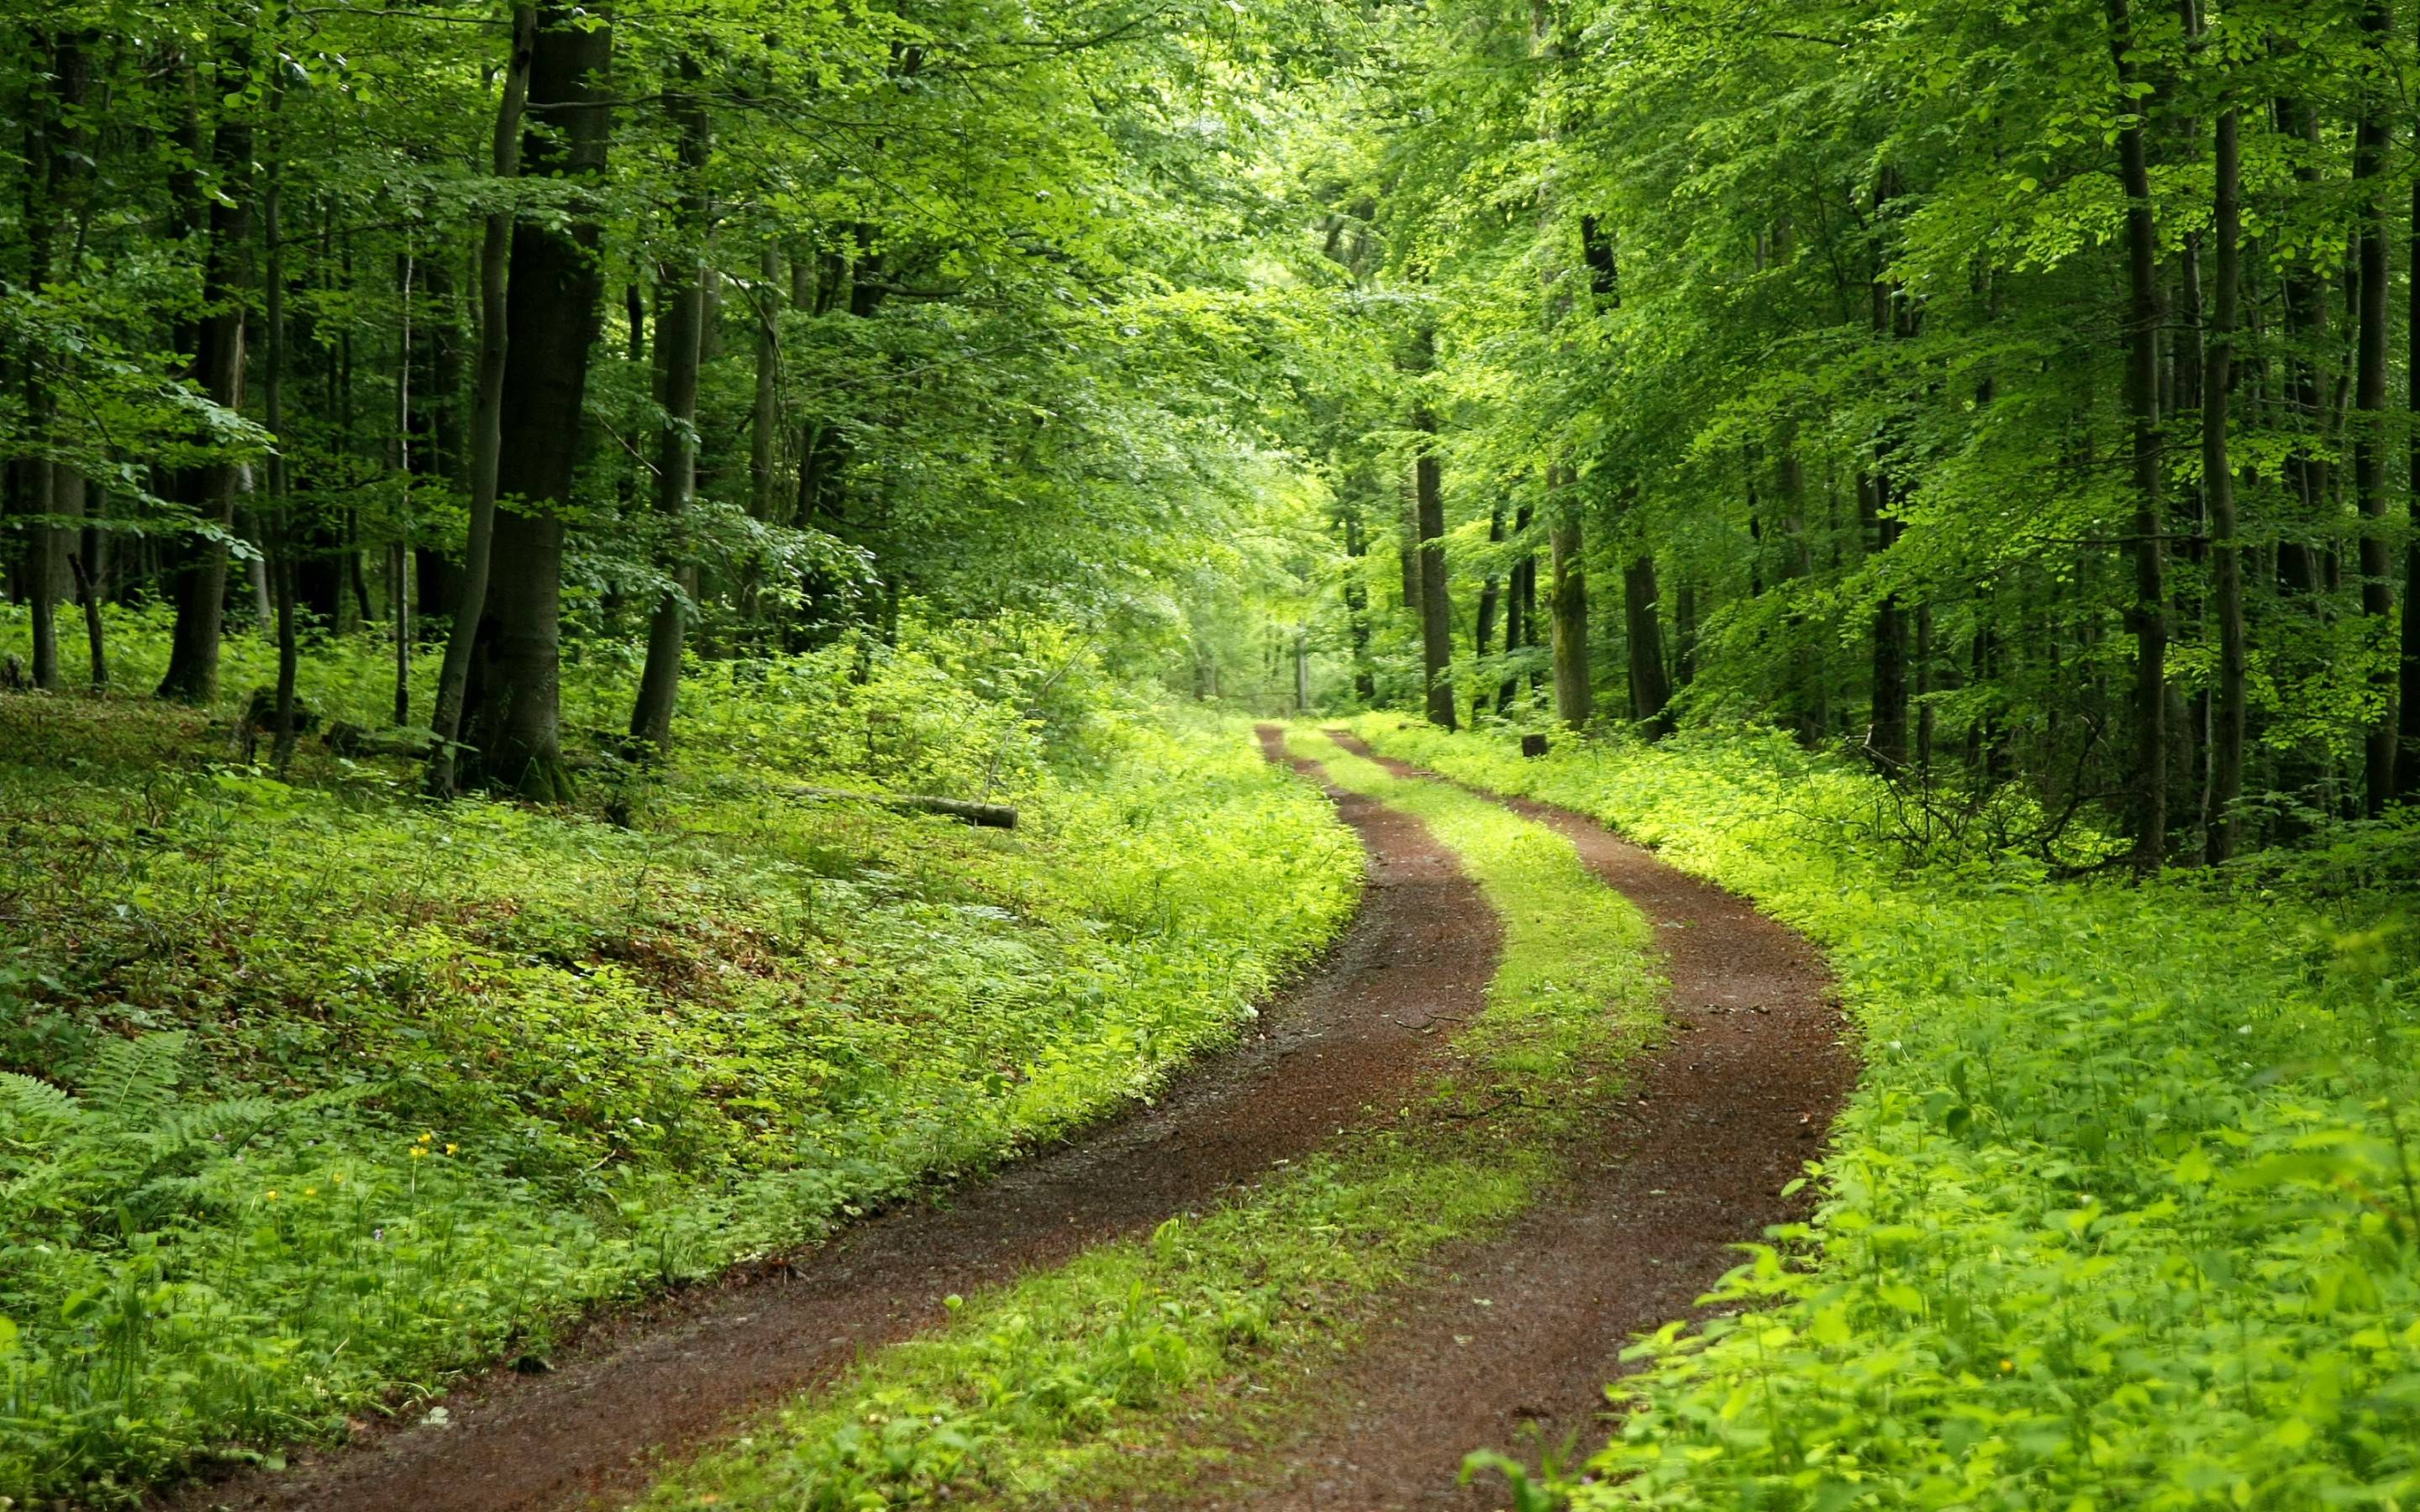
(634, 724, 1666, 1510)
(0, 611, 1360, 1504)
(1349, 716, 2420, 1511)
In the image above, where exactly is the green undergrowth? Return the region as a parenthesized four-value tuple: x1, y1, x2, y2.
(0, 619, 1360, 1504)
(636, 725, 1663, 1511)
(1349, 716, 2420, 1510)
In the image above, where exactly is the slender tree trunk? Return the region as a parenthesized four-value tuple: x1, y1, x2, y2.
(25, 455, 59, 691)
(631, 55, 710, 753)
(2112, 0, 2168, 871)
(1499, 503, 1530, 713)
(1414, 434, 1455, 730)
(2406, 166, 2420, 798)
(1623, 553, 1672, 736)
(1472, 507, 1502, 723)
(429, 8, 534, 794)
(2353, 0, 2396, 811)
(460, 3, 611, 801)
(2207, 102, 2247, 858)
(1342, 505, 1376, 701)
(751, 241, 780, 522)
(1549, 480, 1591, 730)
(156, 40, 255, 704)
(20, 34, 90, 691)
(1862, 473, 1907, 765)
(66, 546, 105, 690)
(2276, 92, 2325, 598)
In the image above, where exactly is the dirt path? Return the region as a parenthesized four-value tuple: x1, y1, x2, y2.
(168, 727, 1497, 1512)
(1176, 732, 1852, 1511)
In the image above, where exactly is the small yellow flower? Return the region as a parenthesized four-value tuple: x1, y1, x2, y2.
(445, 1143, 458, 1155)
(303, 1187, 318, 1198)
(266, 1189, 280, 1201)
(1999, 1359, 2013, 1373)
(418, 1131, 434, 1144)
(409, 1147, 429, 1160)
(331, 1171, 345, 1184)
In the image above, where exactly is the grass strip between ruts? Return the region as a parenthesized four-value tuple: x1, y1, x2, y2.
(639, 726, 1665, 1510)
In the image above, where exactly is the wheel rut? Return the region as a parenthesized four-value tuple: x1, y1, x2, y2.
(166, 726, 1497, 1512)
(1171, 732, 1853, 1512)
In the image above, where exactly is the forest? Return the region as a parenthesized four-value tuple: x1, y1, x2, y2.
(2, 0, 2417, 1507)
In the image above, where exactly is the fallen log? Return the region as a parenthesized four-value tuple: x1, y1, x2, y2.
(325, 722, 438, 760)
(793, 785, 1018, 829)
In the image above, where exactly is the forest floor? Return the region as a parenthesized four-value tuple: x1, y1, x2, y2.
(168, 727, 1848, 1511)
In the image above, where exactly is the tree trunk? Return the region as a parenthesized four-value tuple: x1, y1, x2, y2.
(1415, 444, 1455, 730)
(429, 6, 534, 795)
(460, 3, 610, 801)
(1549, 487, 1590, 730)
(1623, 554, 1672, 736)
(1342, 504, 1376, 701)
(2111, 0, 2168, 872)
(2275, 92, 2325, 599)
(66, 546, 105, 690)
(155, 41, 255, 705)
(630, 55, 710, 754)
(2207, 102, 2247, 858)
(1472, 507, 1502, 723)
(2353, 0, 2396, 812)
(1862, 473, 1907, 766)
(25, 459, 59, 691)
(751, 240, 780, 522)
(1499, 503, 1530, 713)
(2406, 166, 2420, 799)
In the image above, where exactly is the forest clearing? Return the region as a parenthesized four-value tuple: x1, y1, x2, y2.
(3, 0, 2420, 1508)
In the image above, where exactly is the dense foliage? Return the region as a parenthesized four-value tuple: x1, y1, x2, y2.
(1299, 0, 2420, 874)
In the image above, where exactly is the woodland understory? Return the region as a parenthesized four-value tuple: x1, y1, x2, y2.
(3, 0, 2420, 1506)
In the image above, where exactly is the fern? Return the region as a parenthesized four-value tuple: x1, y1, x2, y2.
(1, 1033, 366, 1237)
(76, 1030, 192, 1123)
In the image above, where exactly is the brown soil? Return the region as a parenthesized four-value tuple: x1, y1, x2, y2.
(165, 725, 1497, 1512)
(1175, 732, 1853, 1512)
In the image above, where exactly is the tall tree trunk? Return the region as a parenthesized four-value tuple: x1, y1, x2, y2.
(2406, 165, 2420, 798)
(1472, 507, 1502, 723)
(751, 240, 780, 522)
(1499, 503, 1530, 713)
(1623, 553, 1672, 736)
(1862, 472, 1907, 766)
(2111, 0, 2168, 871)
(2275, 92, 2325, 597)
(428, 4, 534, 798)
(1549, 479, 1591, 730)
(460, 3, 611, 801)
(392, 249, 416, 727)
(1415, 426, 1455, 731)
(1342, 504, 1376, 701)
(630, 55, 710, 754)
(66, 541, 105, 690)
(2353, 0, 2396, 812)
(155, 40, 255, 704)
(2207, 102, 2247, 858)
(20, 34, 92, 691)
